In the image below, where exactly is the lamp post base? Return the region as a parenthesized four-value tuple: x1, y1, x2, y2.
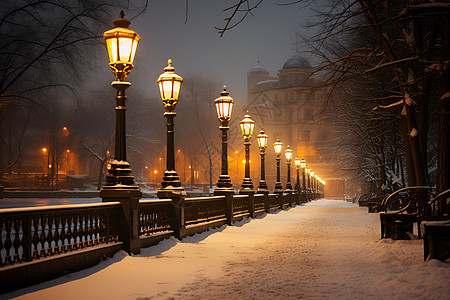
(274, 182, 284, 194)
(285, 182, 293, 193)
(258, 180, 269, 193)
(216, 174, 232, 188)
(241, 177, 254, 190)
(158, 170, 185, 199)
(103, 160, 140, 189)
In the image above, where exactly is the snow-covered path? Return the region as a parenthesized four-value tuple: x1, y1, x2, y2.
(3, 199, 449, 299)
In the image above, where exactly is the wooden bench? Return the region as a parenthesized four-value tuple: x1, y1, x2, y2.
(367, 194, 387, 213)
(422, 221, 450, 261)
(358, 193, 374, 207)
(379, 186, 437, 240)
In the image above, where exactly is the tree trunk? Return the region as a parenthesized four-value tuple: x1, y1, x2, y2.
(437, 15, 450, 192)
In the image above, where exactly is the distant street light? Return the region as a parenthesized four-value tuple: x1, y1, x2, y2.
(157, 59, 184, 198)
(294, 156, 301, 192)
(311, 171, 315, 192)
(239, 112, 255, 190)
(256, 129, 269, 192)
(306, 166, 311, 192)
(101, 10, 141, 188)
(214, 86, 234, 195)
(284, 145, 293, 192)
(273, 137, 284, 193)
(300, 158, 306, 191)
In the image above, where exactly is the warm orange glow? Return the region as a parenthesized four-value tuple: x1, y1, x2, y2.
(42, 148, 47, 153)
(48, 164, 52, 168)
(106, 150, 111, 156)
(66, 149, 70, 153)
(63, 127, 68, 131)
(153, 170, 158, 174)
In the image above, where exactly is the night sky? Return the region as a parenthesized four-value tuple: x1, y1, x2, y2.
(86, 0, 322, 103)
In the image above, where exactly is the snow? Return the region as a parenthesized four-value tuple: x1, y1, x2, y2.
(404, 92, 413, 106)
(3, 199, 449, 300)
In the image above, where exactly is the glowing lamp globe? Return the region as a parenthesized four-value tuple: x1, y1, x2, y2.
(256, 130, 269, 152)
(294, 156, 301, 167)
(157, 59, 183, 112)
(285, 145, 293, 162)
(300, 158, 306, 169)
(240, 112, 255, 140)
(273, 137, 283, 157)
(215, 86, 234, 124)
(103, 11, 141, 81)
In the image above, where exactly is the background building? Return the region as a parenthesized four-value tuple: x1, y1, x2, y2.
(245, 54, 343, 198)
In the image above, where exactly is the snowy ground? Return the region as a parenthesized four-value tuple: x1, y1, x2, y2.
(3, 199, 449, 300)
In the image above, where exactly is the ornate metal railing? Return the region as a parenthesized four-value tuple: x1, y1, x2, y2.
(254, 194, 265, 211)
(267, 194, 281, 209)
(184, 196, 227, 225)
(0, 202, 121, 267)
(139, 199, 172, 235)
(233, 195, 249, 215)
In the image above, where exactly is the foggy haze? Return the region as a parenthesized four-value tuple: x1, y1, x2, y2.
(85, 0, 321, 103)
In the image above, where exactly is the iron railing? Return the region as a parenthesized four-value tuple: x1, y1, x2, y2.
(0, 202, 121, 267)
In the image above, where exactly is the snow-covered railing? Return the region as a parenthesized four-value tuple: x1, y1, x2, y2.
(185, 196, 227, 226)
(0, 202, 121, 267)
(139, 199, 172, 235)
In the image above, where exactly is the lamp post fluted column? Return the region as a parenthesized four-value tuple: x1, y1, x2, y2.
(214, 86, 234, 195)
(273, 137, 283, 194)
(239, 113, 255, 191)
(257, 130, 269, 192)
(294, 156, 301, 192)
(157, 59, 185, 198)
(100, 11, 142, 255)
(285, 145, 293, 192)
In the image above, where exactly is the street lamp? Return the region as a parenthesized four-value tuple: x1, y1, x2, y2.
(284, 145, 293, 192)
(300, 158, 306, 191)
(239, 112, 255, 190)
(102, 11, 141, 187)
(273, 137, 284, 193)
(311, 171, 315, 192)
(294, 156, 301, 192)
(100, 11, 142, 255)
(256, 129, 269, 192)
(157, 59, 184, 197)
(214, 86, 234, 194)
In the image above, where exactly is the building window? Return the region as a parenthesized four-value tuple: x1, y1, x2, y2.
(286, 74, 296, 84)
(299, 130, 310, 141)
(304, 109, 314, 121)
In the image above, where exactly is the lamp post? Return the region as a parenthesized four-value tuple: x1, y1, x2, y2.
(256, 129, 269, 192)
(294, 156, 301, 192)
(300, 158, 306, 192)
(311, 171, 315, 193)
(157, 59, 184, 198)
(214, 86, 234, 195)
(273, 137, 284, 193)
(101, 11, 141, 188)
(100, 11, 142, 255)
(284, 145, 293, 192)
(239, 112, 255, 190)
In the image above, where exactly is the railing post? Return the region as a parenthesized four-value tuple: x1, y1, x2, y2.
(100, 189, 142, 254)
(263, 192, 270, 213)
(240, 190, 255, 218)
(225, 194, 234, 225)
(23, 215, 32, 262)
(170, 195, 185, 239)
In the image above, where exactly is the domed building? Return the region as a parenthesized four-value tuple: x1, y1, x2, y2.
(245, 54, 343, 198)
